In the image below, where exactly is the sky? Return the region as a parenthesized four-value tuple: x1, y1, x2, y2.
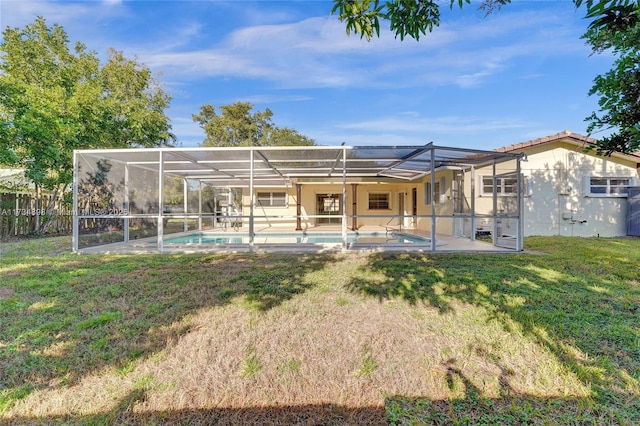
(0, 0, 615, 150)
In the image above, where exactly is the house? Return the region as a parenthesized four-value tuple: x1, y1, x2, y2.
(494, 130, 640, 237)
(73, 131, 639, 253)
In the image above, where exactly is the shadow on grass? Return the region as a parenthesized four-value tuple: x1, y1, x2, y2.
(0, 245, 334, 411)
(1, 371, 626, 425)
(3, 398, 387, 425)
(347, 239, 640, 423)
(386, 361, 624, 425)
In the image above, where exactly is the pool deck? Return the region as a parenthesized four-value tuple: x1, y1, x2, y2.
(77, 225, 520, 254)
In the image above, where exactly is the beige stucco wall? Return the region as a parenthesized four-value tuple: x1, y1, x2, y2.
(237, 141, 638, 238)
(499, 141, 638, 237)
(240, 177, 460, 234)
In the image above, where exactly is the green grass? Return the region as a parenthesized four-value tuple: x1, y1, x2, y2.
(240, 346, 262, 378)
(357, 345, 378, 378)
(0, 235, 638, 424)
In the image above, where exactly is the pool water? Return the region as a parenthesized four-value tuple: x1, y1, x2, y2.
(164, 231, 428, 245)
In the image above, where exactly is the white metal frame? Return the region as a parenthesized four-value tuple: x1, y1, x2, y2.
(72, 144, 524, 253)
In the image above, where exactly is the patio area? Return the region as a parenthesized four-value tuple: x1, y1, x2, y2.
(77, 226, 516, 254)
(73, 144, 524, 253)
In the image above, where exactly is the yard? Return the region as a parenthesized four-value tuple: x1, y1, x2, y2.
(0, 236, 638, 425)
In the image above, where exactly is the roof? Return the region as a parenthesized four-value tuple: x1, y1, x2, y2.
(495, 130, 640, 164)
(75, 144, 521, 188)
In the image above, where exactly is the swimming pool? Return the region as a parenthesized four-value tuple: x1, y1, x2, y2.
(164, 231, 429, 245)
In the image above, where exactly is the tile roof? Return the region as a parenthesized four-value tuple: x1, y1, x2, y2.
(494, 130, 640, 162)
(494, 130, 597, 153)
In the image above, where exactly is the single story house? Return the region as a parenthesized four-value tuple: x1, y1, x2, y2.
(494, 130, 640, 237)
(71, 131, 640, 253)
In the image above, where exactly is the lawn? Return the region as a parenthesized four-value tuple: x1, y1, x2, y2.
(0, 236, 638, 425)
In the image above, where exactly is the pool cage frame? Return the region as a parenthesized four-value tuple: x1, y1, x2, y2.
(73, 144, 524, 253)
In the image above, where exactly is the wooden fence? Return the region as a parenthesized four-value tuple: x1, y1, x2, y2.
(0, 192, 72, 238)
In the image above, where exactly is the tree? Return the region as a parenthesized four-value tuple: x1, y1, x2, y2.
(0, 17, 174, 232)
(330, 0, 511, 41)
(581, 0, 640, 154)
(266, 127, 315, 146)
(192, 102, 315, 147)
(331, 0, 640, 154)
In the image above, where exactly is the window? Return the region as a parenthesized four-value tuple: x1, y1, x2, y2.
(480, 176, 518, 196)
(368, 193, 390, 210)
(424, 179, 443, 205)
(256, 191, 287, 207)
(585, 177, 634, 197)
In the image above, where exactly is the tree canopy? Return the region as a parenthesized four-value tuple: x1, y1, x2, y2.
(0, 17, 174, 231)
(0, 17, 174, 191)
(330, 0, 511, 41)
(329, 0, 622, 41)
(193, 102, 315, 147)
(331, 0, 640, 154)
(582, 1, 640, 154)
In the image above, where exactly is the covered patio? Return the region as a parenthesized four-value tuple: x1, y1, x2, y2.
(73, 144, 524, 253)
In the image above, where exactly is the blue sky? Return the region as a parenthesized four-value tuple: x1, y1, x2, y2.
(1, 0, 614, 149)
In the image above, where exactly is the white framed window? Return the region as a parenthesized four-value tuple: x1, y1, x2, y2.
(256, 191, 287, 207)
(368, 192, 390, 210)
(584, 176, 636, 197)
(480, 175, 519, 196)
(424, 178, 444, 205)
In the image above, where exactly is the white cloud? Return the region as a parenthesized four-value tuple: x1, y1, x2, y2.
(241, 94, 314, 104)
(300, 112, 535, 148)
(337, 114, 529, 134)
(1, 1, 87, 27)
(134, 4, 590, 92)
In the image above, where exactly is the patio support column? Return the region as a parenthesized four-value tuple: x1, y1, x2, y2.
(72, 151, 79, 252)
(470, 165, 476, 241)
(296, 183, 302, 231)
(157, 150, 164, 252)
(341, 146, 347, 250)
(430, 148, 437, 251)
(492, 160, 498, 246)
(198, 181, 203, 231)
(124, 163, 129, 243)
(249, 148, 255, 251)
(516, 156, 524, 251)
(183, 178, 188, 232)
(351, 184, 358, 231)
